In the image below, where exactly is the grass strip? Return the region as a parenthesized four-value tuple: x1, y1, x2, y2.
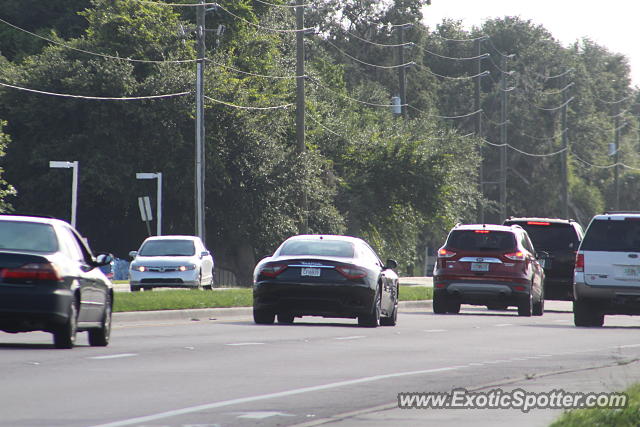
(550, 383, 640, 426)
(113, 285, 433, 312)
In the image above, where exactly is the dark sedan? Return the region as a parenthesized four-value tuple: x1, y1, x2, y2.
(0, 215, 113, 348)
(253, 234, 399, 327)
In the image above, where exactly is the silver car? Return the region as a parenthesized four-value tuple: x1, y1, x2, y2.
(129, 235, 214, 291)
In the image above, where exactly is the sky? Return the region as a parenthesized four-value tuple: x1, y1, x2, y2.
(422, 0, 640, 87)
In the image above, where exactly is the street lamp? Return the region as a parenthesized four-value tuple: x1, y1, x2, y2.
(49, 161, 78, 227)
(136, 172, 162, 236)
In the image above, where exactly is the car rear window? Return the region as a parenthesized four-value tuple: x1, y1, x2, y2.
(581, 219, 640, 252)
(0, 221, 58, 253)
(139, 240, 195, 256)
(446, 230, 516, 251)
(506, 222, 579, 251)
(279, 240, 355, 258)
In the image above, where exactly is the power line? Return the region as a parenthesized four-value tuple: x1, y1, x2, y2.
(0, 17, 197, 64)
(308, 78, 406, 108)
(214, 3, 314, 33)
(408, 105, 482, 120)
(205, 59, 300, 79)
(203, 95, 293, 110)
(0, 81, 191, 100)
(320, 39, 414, 69)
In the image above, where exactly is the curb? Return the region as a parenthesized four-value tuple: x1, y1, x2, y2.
(113, 300, 433, 323)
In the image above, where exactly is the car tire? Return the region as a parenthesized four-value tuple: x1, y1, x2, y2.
(433, 293, 448, 314)
(573, 300, 604, 327)
(518, 292, 533, 317)
(88, 294, 112, 347)
(203, 272, 214, 290)
(380, 294, 398, 327)
(130, 285, 140, 292)
(358, 290, 381, 327)
(533, 293, 544, 316)
(277, 313, 295, 324)
(53, 302, 78, 349)
(447, 302, 461, 314)
(253, 308, 275, 324)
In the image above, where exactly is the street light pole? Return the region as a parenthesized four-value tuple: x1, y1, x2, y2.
(49, 160, 78, 227)
(136, 172, 163, 236)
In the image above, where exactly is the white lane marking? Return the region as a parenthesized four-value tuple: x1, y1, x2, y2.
(619, 344, 640, 349)
(89, 354, 137, 360)
(87, 366, 465, 427)
(424, 329, 447, 333)
(335, 336, 365, 341)
(236, 411, 294, 419)
(494, 324, 513, 327)
(468, 363, 484, 366)
(226, 342, 265, 346)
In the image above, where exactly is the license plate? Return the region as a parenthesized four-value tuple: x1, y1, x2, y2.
(471, 263, 489, 272)
(301, 267, 321, 277)
(622, 266, 640, 278)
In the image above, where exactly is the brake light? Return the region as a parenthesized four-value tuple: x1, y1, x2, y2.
(1, 263, 62, 282)
(438, 248, 456, 258)
(527, 221, 550, 226)
(504, 251, 525, 261)
(474, 230, 490, 234)
(575, 253, 584, 272)
(259, 264, 287, 278)
(336, 266, 367, 280)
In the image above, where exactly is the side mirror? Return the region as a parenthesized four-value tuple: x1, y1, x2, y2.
(201, 251, 210, 258)
(95, 253, 114, 267)
(385, 259, 398, 270)
(129, 250, 138, 259)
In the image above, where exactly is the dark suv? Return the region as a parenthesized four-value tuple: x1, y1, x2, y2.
(433, 223, 546, 316)
(503, 217, 584, 301)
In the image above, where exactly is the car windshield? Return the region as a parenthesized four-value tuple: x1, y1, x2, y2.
(0, 221, 58, 253)
(581, 219, 640, 252)
(279, 239, 355, 258)
(447, 230, 516, 251)
(511, 223, 579, 251)
(139, 239, 195, 256)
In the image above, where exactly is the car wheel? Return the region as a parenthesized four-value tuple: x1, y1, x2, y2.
(53, 302, 78, 349)
(277, 313, 295, 324)
(533, 293, 544, 316)
(253, 308, 275, 324)
(88, 294, 112, 346)
(447, 302, 461, 314)
(130, 285, 140, 292)
(573, 300, 604, 327)
(380, 291, 398, 327)
(358, 289, 381, 327)
(433, 293, 448, 314)
(518, 291, 532, 317)
(203, 272, 214, 290)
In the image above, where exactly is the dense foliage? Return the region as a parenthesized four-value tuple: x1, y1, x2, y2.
(0, 0, 637, 281)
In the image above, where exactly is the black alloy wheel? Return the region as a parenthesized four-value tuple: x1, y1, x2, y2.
(358, 289, 381, 327)
(380, 287, 398, 326)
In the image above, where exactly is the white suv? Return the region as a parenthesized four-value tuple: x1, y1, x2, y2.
(574, 212, 640, 326)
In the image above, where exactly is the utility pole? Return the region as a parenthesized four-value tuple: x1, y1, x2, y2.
(195, 0, 206, 244)
(475, 37, 484, 223)
(499, 55, 508, 222)
(296, 0, 308, 233)
(398, 25, 408, 118)
(561, 75, 569, 219)
(614, 103, 620, 210)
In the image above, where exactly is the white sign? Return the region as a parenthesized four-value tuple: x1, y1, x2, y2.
(138, 196, 153, 221)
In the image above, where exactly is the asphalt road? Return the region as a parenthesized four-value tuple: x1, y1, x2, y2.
(1, 301, 639, 427)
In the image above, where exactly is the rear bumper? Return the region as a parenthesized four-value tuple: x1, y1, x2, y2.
(253, 281, 376, 318)
(574, 279, 640, 315)
(433, 279, 530, 306)
(0, 285, 73, 333)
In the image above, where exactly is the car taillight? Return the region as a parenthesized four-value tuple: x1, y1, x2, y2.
(575, 253, 584, 272)
(259, 264, 287, 278)
(438, 248, 456, 258)
(336, 266, 367, 280)
(527, 221, 550, 226)
(1, 262, 62, 282)
(504, 251, 525, 261)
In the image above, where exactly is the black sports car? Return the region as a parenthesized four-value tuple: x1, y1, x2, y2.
(253, 234, 399, 327)
(0, 215, 114, 348)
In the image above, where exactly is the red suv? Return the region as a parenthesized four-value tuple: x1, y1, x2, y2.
(433, 224, 546, 316)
